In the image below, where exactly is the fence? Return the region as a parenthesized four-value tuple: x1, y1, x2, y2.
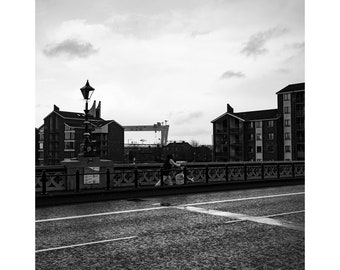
(36, 161, 304, 194)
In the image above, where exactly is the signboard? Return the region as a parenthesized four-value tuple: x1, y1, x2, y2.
(84, 167, 100, 184)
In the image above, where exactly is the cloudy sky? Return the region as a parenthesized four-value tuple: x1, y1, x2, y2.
(36, 0, 304, 145)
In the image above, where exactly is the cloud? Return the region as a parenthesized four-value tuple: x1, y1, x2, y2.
(220, 70, 245, 79)
(275, 68, 291, 74)
(43, 39, 98, 58)
(170, 111, 203, 125)
(241, 26, 289, 57)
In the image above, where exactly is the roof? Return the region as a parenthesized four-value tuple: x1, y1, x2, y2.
(234, 109, 279, 121)
(211, 109, 279, 123)
(276, 82, 305, 94)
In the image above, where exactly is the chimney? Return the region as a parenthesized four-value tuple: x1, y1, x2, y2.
(227, 104, 234, 113)
(96, 101, 101, 118)
(53, 105, 59, 112)
(88, 100, 96, 117)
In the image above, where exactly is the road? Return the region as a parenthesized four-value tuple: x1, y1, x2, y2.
(36, 185, 305, 269)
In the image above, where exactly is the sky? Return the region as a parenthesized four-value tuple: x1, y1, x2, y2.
(35, 0, 305, 145)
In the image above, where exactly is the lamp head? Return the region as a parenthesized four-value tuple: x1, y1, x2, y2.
(80, 80, 95, 100)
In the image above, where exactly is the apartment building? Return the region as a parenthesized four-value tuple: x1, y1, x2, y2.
(37, 102, 124, 165)
(211, 82, 305, 161)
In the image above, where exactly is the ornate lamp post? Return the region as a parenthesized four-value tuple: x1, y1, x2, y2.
(78, 80, 95, 157)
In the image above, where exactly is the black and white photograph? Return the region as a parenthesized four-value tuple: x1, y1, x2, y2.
(10, 0, 340, 269)
(32, 0, 307, 269)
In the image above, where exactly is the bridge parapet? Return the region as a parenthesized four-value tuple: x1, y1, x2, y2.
(35, 161, 304, 194)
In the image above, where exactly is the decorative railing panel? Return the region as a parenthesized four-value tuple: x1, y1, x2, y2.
(246, 165, 262, 180)
(228, 165, 244, 181)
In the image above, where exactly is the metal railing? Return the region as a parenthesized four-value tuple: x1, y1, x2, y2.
(36, 161, 304, 194)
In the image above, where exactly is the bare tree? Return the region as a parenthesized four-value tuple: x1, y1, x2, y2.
(190, 140, 200, 148)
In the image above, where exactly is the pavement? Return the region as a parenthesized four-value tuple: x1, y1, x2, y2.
(36, 185, 305, 269)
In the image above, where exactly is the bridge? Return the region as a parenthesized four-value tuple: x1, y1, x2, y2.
(36, 184, 305, 269)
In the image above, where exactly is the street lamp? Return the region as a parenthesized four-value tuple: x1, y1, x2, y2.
(78, 80, 95, 157)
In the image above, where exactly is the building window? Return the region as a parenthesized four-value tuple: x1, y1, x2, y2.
(65, 142, 75, 149)
(268, 133, 274, 140)
(285, 132, 291, 140)
(256, 146, 262, 153)
(39, 132, 44, 140)
(284, 107, 290, 114)
(246, 122, 254, 128)
(39, 143, 43, 150)
(65, 132, 75, 140)
(248, 133, 254, 141)
(255, 121, 262, 128)
(268, 120, 274, 127)
(284, 93, 290, 101)
(248, 146, 254, 153)
(285, 145, 291, 152)
(284, 119, 290, 127)
(256, 133, 262, 140)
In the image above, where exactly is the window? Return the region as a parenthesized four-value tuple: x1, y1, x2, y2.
(39, 132, 44, 140)
(268, 133, 274, 140)
(39, 143, 43, 149)
(284, 119, 290, 127)
(246, 122, 254, 128)
(285, 132, 291, 140)
(248, 133, 254, 141)
(255, 121, 262, 128)
(284, 107, 290, 114)
(65, 142, 74, 149)
(285, 145, 291, 152)
(267, 145, 274, 152)
(283, 93, 290, 101)
(268, 120, 274, 127)
(65, 132, 75, 140)
(256, 133, 262, 140)
(256, 146, 262, 153)
(248, 146, 254, 153)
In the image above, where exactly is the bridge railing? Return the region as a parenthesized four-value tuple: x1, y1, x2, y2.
(35, 161, 304, 194)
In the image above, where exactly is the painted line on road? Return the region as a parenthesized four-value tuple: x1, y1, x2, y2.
(175, 206, 305, 231)
(36, 192, 304, 223)
(36, 206, 168, 223)
(173, 192, 304, 207)
(35, 236, 137, 253)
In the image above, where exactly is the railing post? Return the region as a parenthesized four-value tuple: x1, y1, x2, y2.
(244, 163, 247, 182)
(277, 163, 280, 179)
(134, 167, 139, 188)
(225, 164, 229, 182)
(292, 162, 295, 179)
(106, 168, 110, 190)
(76, 170, 80, 192)
(160, 168, 164, 186)
(261, 163, 264, 181)
(205, 166, 209, 184)
(41, 170, 47, 195)
(183, 166, 187, 185)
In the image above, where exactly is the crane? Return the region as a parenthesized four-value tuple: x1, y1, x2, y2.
(123, 122, 169, 146)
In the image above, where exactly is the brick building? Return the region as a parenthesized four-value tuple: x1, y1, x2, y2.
(212, 82, 305, 161)
(37, 101, 124, 165)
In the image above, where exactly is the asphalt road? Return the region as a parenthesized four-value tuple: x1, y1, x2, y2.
(36, 185, 305, 270)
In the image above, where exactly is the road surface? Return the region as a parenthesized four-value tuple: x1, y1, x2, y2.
(36, 185, 305, 269)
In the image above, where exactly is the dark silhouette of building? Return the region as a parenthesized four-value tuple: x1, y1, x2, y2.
(212, 82, 305, 161)
(36, 102, 124, 165)
(276, 82, 305, 160)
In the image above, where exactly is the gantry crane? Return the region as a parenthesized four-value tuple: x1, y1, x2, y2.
(123, 121, 169, 146)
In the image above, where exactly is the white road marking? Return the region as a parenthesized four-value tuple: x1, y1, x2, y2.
(35, 236, 137, 253)
(36, 206, 168, 223)
(171, 192, 305, 207)
(175, 206, 304, 231)
(36, 192, 304, 223)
